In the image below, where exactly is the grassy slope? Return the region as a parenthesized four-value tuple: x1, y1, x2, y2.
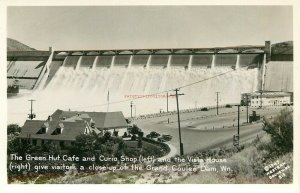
(176, 135, 293, 184)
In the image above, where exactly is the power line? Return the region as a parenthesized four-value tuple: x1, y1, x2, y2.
(72, 66, 246, 110)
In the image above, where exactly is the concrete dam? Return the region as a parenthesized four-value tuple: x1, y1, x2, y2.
(7, 41, 293, 123)
(8, 46, 265, 90)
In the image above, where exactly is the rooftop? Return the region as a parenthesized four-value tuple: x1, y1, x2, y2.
(243, 91, 292, 98)
(19, 120, 88, 141)
(51, 110, 128, 129)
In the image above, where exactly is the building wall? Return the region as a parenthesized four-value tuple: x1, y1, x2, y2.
(250, 96, 291, 107)
(101, 127, 128, 137)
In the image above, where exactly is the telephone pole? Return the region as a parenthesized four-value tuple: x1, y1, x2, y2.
(28, 99, 36, 120)
(233, 104, 241, 147)
(246, 94, 249, 123)
(237, 105, 240, 136)
(171, 88, 185, 156)
(259, 90, 263, 108)
(130, 101, 133, 118)
(166, 92, 169, 112)
(216, 92, 220, 115)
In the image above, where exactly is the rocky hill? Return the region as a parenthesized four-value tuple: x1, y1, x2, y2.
(271, 41, 293, 55)
(7, 38, 36, 51)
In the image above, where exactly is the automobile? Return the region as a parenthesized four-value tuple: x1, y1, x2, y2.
(201, 107, 209, 111)
(157, 134, 172, 142)
(157, 137, 166, 142)
(161, 134, 172, 141)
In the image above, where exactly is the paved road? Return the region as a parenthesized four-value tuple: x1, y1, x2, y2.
(134, 106, 290, 155)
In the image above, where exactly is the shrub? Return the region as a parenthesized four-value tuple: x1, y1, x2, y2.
(130, 124, 141, 135)
(131, 135, 137, 141)
(263, 109, 293, 155)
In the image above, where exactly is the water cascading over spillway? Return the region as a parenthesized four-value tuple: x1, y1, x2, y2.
(8, 53, 261, 124)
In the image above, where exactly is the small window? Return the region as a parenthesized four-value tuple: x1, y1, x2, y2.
(52, 128, 63, 135)
(37, 127, 47, 134)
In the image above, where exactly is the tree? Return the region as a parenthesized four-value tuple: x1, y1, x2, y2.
(70, 134, 97, 155)
(263, 109, 293, 154)
(7, 124, 21, 135)
(7, 138, 31, 155)
(130, 124, 141, 135)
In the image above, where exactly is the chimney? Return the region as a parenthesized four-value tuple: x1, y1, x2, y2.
(49, 46, 53, 53)
(48, 116, 52, 121)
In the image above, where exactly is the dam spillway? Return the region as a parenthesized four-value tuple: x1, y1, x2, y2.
(7, 44, 274, 124)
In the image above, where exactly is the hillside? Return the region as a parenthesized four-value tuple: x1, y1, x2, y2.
(7, 38, 36, 51)
(271, 41, 293, 55)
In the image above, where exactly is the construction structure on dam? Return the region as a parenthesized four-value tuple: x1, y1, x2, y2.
(7, 41, 292, 92)
(7, 43, 268, 89)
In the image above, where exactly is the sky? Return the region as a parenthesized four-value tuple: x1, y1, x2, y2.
(7, 6, 293, 50)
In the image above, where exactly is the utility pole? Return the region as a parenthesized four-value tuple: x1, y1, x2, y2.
(259, 90, 263, 108)
(28, 99, 36, 120)
(130, 101, 133, 118)
(233, 104, 240, 147)
(216, 92, 220, 115)
(171, 88, 185, 156)
(237, 105, 240, 136)
(246, 94, 249, 123)
(166, 92, 169, 112)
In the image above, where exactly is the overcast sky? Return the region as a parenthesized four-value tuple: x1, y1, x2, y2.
(7, 6, 293, 50)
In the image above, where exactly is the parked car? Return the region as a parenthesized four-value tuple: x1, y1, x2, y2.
(161, 134, 172, 141)
(157, 137, 166, 142)
(146, 131, 161, 139)
(201, 107, 208, 111)
(225, 104, 232, 108)
(157, 134, 172, 142)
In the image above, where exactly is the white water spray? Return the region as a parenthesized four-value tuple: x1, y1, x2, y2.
(8, 55, 260, 124)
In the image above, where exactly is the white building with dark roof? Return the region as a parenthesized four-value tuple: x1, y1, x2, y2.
(19, 110, 129, 148)
(241, 91, 292, 107)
